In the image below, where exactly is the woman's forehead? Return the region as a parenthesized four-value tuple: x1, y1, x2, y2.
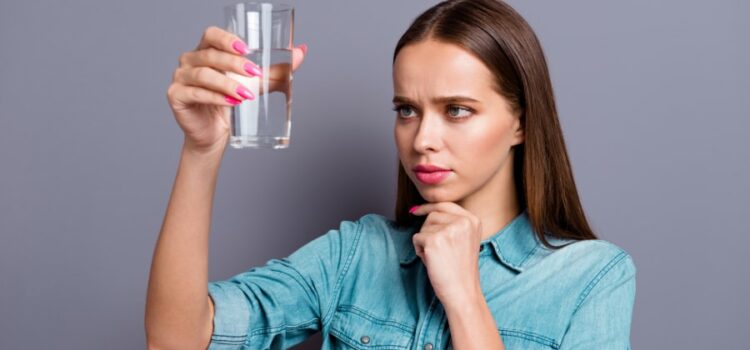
(393, 40, 495, 100)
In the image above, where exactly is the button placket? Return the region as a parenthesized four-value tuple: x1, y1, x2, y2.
(415, 293, 449, 350)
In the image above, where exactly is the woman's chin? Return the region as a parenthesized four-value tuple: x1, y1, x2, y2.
(416, 186, 461, 203)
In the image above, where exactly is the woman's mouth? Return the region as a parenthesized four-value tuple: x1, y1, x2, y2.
(414, 170, 452, 185)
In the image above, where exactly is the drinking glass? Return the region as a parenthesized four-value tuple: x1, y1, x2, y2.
(224, 2, 294, 149)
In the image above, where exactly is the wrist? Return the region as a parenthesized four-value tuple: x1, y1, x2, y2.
(182, 138, 227, 158)
(440, 284, 485, 312)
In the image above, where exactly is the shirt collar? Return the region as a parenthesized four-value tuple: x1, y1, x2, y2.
(399, 208, 538, 273)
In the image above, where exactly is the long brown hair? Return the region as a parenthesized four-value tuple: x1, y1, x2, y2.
(392, 0, 597, 249)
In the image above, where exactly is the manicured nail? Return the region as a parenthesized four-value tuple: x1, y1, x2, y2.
(243, 61, 262, 77)
(232, 40, 249, 55)
(299, 43, 308, 55)
(236, 85, 254, 100)
(225, 95, 242, 105)
(409, 205, 419, 214)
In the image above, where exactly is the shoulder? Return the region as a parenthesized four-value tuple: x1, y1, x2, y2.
(570, 239, 634, 273)
(350, 212, 411, 245)
(536, 237, 635, 271)
(330, 213, 416, 259)
(313, 213, 404, 252)
(530, 238, 636, 296)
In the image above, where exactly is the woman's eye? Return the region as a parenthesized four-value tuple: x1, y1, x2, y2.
(448, 105, 472, 119)
(391, 104, 473, 119)
(392, 105, 416, 118)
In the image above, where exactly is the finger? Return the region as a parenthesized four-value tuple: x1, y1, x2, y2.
(423, 211, 455, 226)
(195, 26, 250, 55)
(290, 44, 307, 72)
(167, 83, 242, 107)
(412, 233, 427, 258)
(410, 202, 468, 217)
(417, 225, 442, 236)
(175, 66, 255, 102)
(179, 47, 262, 78)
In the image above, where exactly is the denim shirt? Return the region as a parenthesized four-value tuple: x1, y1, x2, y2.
(207, 209, 636, 350)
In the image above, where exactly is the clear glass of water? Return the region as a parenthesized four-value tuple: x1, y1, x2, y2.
(224, 2, 294, 149)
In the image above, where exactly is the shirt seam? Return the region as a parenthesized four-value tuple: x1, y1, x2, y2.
(247, 317, 319, 338)
(572, 249, 629, 314)
(242, 265, 320, 336)
(321, 217, 364, 328)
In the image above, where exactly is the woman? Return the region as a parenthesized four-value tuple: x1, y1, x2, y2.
(145, 0, 636, 349)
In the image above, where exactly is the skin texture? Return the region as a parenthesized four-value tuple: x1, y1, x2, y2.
(393, 38, 524, 349)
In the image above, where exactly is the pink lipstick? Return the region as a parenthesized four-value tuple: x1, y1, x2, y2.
(413, 164, 452, 185)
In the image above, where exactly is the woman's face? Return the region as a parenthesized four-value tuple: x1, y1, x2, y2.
(393, 39, 524, 205)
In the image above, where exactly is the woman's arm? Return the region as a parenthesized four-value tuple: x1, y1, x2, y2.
(145, 140, 225, 350)
(443, 291, 506, 350)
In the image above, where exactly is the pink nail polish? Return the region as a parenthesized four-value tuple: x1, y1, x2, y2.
(243, 62, 262, 77)
(232, 40, 249, 55)
(299, 43, 308, 55)
(236, 85, 254, 100)
(409, 205, 419, 214)
(225, 95, 242, 105)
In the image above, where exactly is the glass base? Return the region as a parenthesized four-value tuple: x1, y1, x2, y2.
(229, 135, 290, 149)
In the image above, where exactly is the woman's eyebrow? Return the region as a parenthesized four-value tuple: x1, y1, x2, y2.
(392, 95, 480, 104)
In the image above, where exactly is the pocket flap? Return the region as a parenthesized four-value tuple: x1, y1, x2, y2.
(329, 306, 414, 349)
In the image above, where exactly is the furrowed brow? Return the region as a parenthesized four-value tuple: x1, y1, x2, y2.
(392, 95, 480, 104)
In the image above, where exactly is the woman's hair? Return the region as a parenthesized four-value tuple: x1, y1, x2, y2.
(392, 0, 597, 248)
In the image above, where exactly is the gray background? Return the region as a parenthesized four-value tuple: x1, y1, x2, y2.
(0, 0, 747, 349)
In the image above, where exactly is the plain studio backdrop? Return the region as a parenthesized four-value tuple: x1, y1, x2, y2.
(0, 0, 747, 349)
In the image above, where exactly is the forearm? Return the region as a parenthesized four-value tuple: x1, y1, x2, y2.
(443, 291, 505, 350)
(145, 141, 225, 349)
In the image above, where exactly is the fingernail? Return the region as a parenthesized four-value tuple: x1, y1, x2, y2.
(236, 85, 255, 100)
(299, 43, 308, 55)
(232, 40, 249, 55)
(409, 205, 419, 214)
(243, 61, 262, 77)
(225, 95, 242, 105)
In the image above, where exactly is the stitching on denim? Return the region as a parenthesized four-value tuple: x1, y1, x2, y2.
(336, 304, 415, 334)
(247, 317, 319, 338)
(415, 295, 438, 349)
(518, 243, 539, 267)
(239, 259, 321, 337)
(245, 222, 365, 338)
(322, 217, 365, 328)
(209, 337, 246, 345)
(211, 334, 245, 339)
(329, 327, 410, 350)
(435, 305, 448, 349)
(573, 249, 628, 313)
(211, 334, 246, 342)
(499, 328, 560, 349)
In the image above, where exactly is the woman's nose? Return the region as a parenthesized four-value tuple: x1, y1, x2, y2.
(412, 114, 443, 153)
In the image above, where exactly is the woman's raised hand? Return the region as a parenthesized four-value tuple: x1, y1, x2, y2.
(166, 26, 307, 154)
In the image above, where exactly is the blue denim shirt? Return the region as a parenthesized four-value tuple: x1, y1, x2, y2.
(207, 209, 636, 350)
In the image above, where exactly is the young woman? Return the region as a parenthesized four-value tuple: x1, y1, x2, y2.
(145, 1, 637, 349)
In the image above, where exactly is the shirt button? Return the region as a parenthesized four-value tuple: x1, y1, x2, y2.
(424, 343, 434, 350)
(360, 335, 370, 344)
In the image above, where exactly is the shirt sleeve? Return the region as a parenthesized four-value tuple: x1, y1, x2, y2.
(559, 251, 637, 350)
(206, 218, 362, 350)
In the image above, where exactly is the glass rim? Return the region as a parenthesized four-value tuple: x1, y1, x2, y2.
(223, 1, 293, 12)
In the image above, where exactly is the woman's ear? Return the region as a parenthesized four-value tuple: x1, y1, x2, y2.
(511, 113, 525, 146)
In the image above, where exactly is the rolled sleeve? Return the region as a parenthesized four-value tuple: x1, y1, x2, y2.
(207, 218, 362, 350)
(560, 251, 637, 349)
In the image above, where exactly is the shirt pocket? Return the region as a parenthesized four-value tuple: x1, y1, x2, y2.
(328, 304, 415, 350)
